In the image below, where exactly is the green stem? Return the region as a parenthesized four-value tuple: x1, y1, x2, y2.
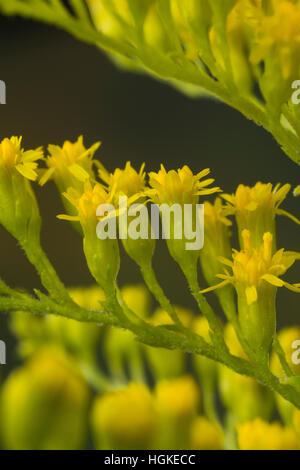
(140, 262, 182, 326)
(1, 293, 300, 409)
(21, 241, 72, 304)
(273, 334, 294, 378)
(181, 261, 227, 352)
(202, 378, 219, 424)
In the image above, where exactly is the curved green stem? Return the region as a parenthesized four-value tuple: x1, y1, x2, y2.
(140, 262, 182, 326)
(1, 292, 299, 410)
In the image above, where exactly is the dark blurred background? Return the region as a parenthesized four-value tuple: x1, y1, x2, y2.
(0, 15, 299, 374)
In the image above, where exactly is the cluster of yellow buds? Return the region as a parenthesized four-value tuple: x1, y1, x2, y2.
(0, 133, 298, 361)
(2, 281, 300, 450)
(91, 376, 223, 450)
(0, 131, 299, 450)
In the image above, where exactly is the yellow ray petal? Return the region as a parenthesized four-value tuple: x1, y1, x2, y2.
(200, 279, 230, 294)
(261, 273, 284, 287)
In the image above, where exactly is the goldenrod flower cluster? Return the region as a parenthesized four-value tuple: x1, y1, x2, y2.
(0, 133, 299, 450)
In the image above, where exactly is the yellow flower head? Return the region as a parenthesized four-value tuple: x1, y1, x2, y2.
(202, 230, 300, 305)
(199, 198, 235, 309)
(154, 375, 200, 419)
(58, 182, 120, 292)
(1, 347, 90, 450)
(237, 418, 298, 450)
(91, 383, 156, 449)
(223, 181, 298, 222)
(58, 180, 113, 224)
(190, 417, 223, 450)
(99, 161, 146, 199)
(0, 136, 43, 181)
(204, 197, 232, 230)
(222, 182, 300, 249)
(249, 1, 300, 79)
(148, 165, 221, 205)
(40, 136, 101, 187)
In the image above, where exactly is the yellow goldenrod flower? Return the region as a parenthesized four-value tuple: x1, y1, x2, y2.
(99, 161, 146, 199)
(58, 180, 113, 224)
(199, 198, 235, 316)
(190, 416, 223, 450)
(201, 230, 300, 359)
(0, 136, 43, 242)
(0, 136, 43, 181)
(202, 230, 300, 303)
(40, 136, 101, 188)
(237, 418, 298, 450)
(148, 165, 220, 205)
(58, 181, 120, 293)
(91, 383, 156, 450)
(222, 182, 300, 250)
(99, 161, 155, 269)
(147, 165, 220, 276)
(154, 375, 200, 449)
(154, 375, 200, 420)
(1, 348, 90, 450)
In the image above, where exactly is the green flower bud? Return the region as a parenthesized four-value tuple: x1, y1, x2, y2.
(0, 136, 43, 245)
(58, 181, 120, 294)
(199, 198, 236, 317)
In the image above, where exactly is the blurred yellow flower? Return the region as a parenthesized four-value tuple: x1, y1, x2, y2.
(237, 418, 298, 450)
(91, 383, 156, 450)
(154, 375, 200, 419)
(190, 416, 223, 450)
